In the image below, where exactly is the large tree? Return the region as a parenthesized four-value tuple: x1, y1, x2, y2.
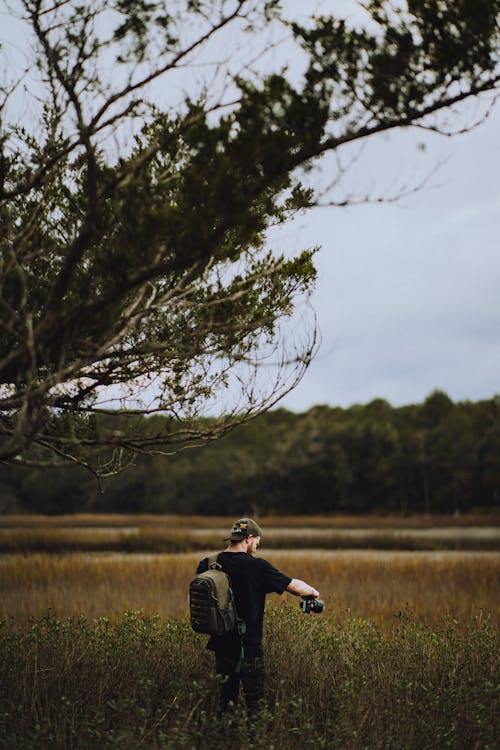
(0, 0, 498, 478)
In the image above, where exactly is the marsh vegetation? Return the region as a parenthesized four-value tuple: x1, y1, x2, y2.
(1, 514, 498, 748)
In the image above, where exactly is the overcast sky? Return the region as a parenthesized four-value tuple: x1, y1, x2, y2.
(276, 103, 500, 412)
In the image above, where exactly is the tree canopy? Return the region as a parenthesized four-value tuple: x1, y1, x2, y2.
(1, 0, 499, 478)
(1, 392, 498, 515)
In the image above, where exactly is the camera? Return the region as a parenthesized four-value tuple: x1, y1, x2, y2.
(300, 596, 324, 614)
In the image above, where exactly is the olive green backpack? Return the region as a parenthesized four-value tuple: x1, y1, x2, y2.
(189, 553, 245, 636)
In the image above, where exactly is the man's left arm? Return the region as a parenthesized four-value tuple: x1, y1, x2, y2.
(259, 559, 320, 599)
(259, 558, 292, 595)
(286, 578, 320, 598)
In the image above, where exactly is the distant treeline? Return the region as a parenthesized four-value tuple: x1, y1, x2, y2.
(1, 391, 499, 515)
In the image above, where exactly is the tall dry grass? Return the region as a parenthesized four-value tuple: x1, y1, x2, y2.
(1, 512, 498, 528)
(1, 523, 499, 553)
(1, 535, 498, 749)
(1, 550, 498, 630)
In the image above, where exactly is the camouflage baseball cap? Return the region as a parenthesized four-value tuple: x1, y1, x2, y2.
(224, 518, 263, 541)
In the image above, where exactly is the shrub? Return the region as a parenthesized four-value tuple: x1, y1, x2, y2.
(0, 609, 498, 749)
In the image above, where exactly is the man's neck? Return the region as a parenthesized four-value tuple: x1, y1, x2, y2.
(225, 541, 248, 553)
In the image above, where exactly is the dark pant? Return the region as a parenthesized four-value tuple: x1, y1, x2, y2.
(215, 653, 265, 716)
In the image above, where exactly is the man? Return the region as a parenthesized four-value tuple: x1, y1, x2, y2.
(195, 517, 320, 717)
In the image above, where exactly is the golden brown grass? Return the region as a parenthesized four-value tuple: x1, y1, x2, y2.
(1, 550, 498, 631)
(0, 513, 231, 528)
(1, 525, 498, 749)
(0, 527, 221, 553)
(1, 512, 498, 528)
(1, 514, 499, 553)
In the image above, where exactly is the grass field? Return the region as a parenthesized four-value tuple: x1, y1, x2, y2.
(1, 514, 498, 748)
(2, 512, 498, 528)
(1, 513, 499, 553)
(1, 549, 498, 630)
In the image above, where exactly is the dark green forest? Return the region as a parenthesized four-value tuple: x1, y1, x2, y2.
(1, 391, 498, 516)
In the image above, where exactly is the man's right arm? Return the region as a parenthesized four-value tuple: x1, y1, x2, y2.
(286, 579, 320, 598)
(196, 558, 208, 574)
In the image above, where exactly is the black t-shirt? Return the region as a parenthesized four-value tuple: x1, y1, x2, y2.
(196, 551, 291, 658)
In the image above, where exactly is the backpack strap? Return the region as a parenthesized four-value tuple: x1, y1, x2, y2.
(207, 552, 223, 570)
